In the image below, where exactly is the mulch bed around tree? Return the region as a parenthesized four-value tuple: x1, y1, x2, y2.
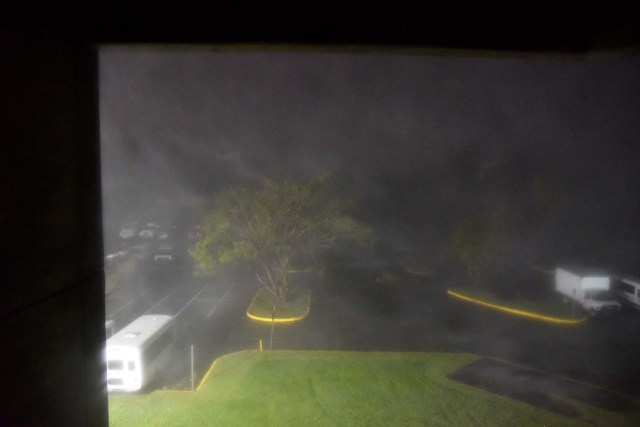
(447, 358, 638, 418)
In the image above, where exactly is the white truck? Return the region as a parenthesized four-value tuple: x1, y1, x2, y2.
(555, 267, 621, 316)
(612, 277, 640, 310)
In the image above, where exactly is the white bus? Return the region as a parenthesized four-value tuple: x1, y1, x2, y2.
(106, 314, 175, 392)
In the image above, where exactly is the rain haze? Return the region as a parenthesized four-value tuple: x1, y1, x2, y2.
(101, 48, 640, 423)
(100, 50, 640, 261)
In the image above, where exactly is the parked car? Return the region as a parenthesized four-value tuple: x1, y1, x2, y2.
(138, 222, 159, 239)
(118, 221, 138, 239)
(153, 243, 176, 263)
(157, 224, 177, 240)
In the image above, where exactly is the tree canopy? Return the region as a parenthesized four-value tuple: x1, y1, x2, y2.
(190, 175, 373, 302)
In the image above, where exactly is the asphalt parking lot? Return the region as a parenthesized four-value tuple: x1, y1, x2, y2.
(105, 260, 260, 389)
(105, 258, 640, 396)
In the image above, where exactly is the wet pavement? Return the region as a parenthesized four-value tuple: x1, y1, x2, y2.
(447, 357, 639, 417)
(105, 259, 640, 397)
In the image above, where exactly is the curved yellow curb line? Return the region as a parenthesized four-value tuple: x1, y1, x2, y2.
(447, 289, 586, 325)
(196, 350, 257, 391)
(246, 291, 311, 324)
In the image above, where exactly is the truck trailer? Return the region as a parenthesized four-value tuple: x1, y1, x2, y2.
(555, 267, 621, 316)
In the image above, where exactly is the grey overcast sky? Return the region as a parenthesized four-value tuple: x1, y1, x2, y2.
(99, 49, 640, 267)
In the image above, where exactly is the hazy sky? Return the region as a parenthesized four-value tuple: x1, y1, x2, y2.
(99, 48, 640, 264)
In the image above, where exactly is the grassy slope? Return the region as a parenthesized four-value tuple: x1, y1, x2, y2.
(108, 351, 638, 426)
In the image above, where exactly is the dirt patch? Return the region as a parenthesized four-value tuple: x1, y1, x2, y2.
(447, 358, 638, 417)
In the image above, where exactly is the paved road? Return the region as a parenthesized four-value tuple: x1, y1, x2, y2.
(106, 258, 640, 396)
(106, 259, 258, 389)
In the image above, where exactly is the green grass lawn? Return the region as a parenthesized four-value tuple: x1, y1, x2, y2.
(450, 286, 582, 319)
(247, 287, 310, 321)
(108, 351, 638, 426)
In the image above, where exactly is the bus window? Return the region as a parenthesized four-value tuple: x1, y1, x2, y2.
(108, 360, 123, 370)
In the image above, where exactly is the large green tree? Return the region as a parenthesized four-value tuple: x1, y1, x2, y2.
(190, 175, 373, 302)
(448, 208, 512, 286)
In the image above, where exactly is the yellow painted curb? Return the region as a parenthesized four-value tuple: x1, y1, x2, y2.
(447, 289, 586, 325)
(246, 290, 311, 324)
(196, 350, 258, 391)
(196, 357, 220, 392)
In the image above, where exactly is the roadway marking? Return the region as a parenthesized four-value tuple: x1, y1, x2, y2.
(174, 282, 211, 318)
(143, 294, 172, 315)
(206, 282, 236, 318)
(107, 290, 148, 318)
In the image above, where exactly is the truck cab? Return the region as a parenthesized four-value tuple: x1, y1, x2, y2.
(555, 267, 621, 317)
(612, 277, 640, 310)
(582, 288, 621, 315)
